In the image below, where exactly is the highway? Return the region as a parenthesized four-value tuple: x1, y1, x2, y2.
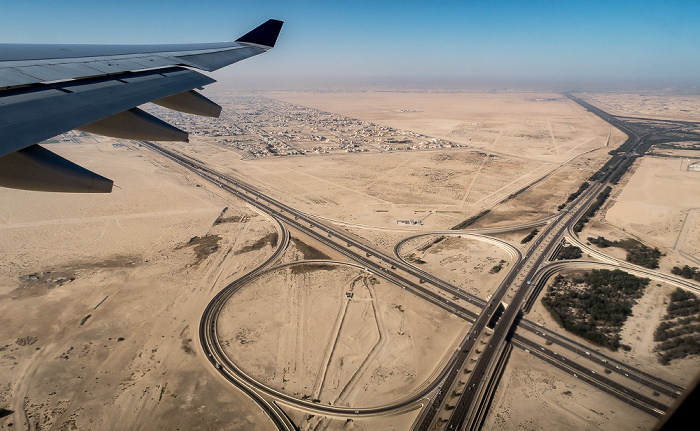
(431, 95, 700, 430)
(136, 95, 700, 431)
(435, 176, 612, 430)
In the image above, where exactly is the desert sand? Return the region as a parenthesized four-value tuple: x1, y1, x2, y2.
(2, 90, 697, 431)
(482, 347, 657, 431)
(602, 156, 700, 271)
(0, 139, 280, 430)
(577, 93, 700, 122)
(161, 91, 624, 232)
(217, 262, 467, 408)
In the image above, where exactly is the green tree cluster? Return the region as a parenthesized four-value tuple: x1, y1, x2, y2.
(542, 269, 649, 350)
(671, 265, 700, 282)
(587, 236, 662, 269)
(653, 288, 700, 365)
(520, 228, 539, 244)
(574, 187, 611, 232)
(556, 245, 582, 260)
(626, 245, 662, 269)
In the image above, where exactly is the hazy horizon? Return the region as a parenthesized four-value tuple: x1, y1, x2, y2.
(210, 73, 700, 94)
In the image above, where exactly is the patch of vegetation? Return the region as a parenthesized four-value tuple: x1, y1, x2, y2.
(177, 235, 222, 264)
(559, 182, 591, 210)
(234, 232, 278, 255)
(16, 336, 38, 346)
(626, 244, 663, 269)
(452, 210, 490, 230)
(214, 215, 247, 225)
(590, 154, 621, 181)
(417, 236, 445, 252)
(588, 236, 615, 248)
(405, 253, 426, 264)
(654, 288, 700, 365)
(541, 269, 649, 350)
(588, 236, 643, 251)
(588, 236, 661, 268)
(520, 228, 539, 244)
(181, 338, 194, 355)
(556, 245, 582, 260)
(291, 263, 335, 275)
(489, 259, 507, 274)
(574, 187, 611, 233)
(213, 207, 248, 225)
(672, 265, 700, 282)
(608, 156, 638, 184)
(290, 237, 329, 260)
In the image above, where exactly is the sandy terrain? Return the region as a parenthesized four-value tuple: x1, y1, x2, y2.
(260, 92, 625, 228)
(528, 272, 700, 387)
(3, 90, 696, 431)
(267, 92, 622, 163)
(578, 93, 700, 122)
(586, 155, 700, 271)
(0, 140, 281, 430)
(493, 274, 700, 431)
(216, 261, 468, 409)
(483, 348, 658, 431)
(157, 92, 623, 233)
(396, 235, 513, 300)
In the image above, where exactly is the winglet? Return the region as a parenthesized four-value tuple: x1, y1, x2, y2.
(236, 19, 284, 47)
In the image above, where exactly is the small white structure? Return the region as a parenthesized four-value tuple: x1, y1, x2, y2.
(396, 219, 423, 226)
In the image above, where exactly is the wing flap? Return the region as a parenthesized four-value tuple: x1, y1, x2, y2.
(0, 68, 42, 87)
(81, 58, 154, 74)
(77, 107, 189, 142)
(12, 63, 103, 82)
(0, 144, 113, 193)
(153, 90, 221, 117)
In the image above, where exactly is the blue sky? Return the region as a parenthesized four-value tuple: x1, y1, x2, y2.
(2, 0, 699, 89)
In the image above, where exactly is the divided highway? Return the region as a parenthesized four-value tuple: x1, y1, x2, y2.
(137, 94, 697, 431)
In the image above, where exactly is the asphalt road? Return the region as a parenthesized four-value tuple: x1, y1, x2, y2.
(137, 110, 694, 430)
(436, 94, 699, 430)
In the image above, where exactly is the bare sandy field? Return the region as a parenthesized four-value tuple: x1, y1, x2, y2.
(0, 140, 282, 430)
(267, 92, 623, 163)
(483, 348, 658, 431)
(167, 137, 546, 230)
(577, 93, 700, 122)
(288, 408, 420, 431)
(158, 91, 624, 231)
(600, 156, 700, 271)
(396, 235, 513, 300)
(216, 262, 468, 409)
(4, 90, 691, 431)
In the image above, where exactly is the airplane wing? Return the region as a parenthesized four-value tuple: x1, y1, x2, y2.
(0, 19, 283, 193)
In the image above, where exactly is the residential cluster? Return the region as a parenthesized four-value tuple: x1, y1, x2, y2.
(143, 96, 465, 158)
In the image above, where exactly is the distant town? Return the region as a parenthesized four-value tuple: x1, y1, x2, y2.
(144, 96, 464, 158)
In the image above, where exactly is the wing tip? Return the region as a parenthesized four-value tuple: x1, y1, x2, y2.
(235, 19, 284, 48)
